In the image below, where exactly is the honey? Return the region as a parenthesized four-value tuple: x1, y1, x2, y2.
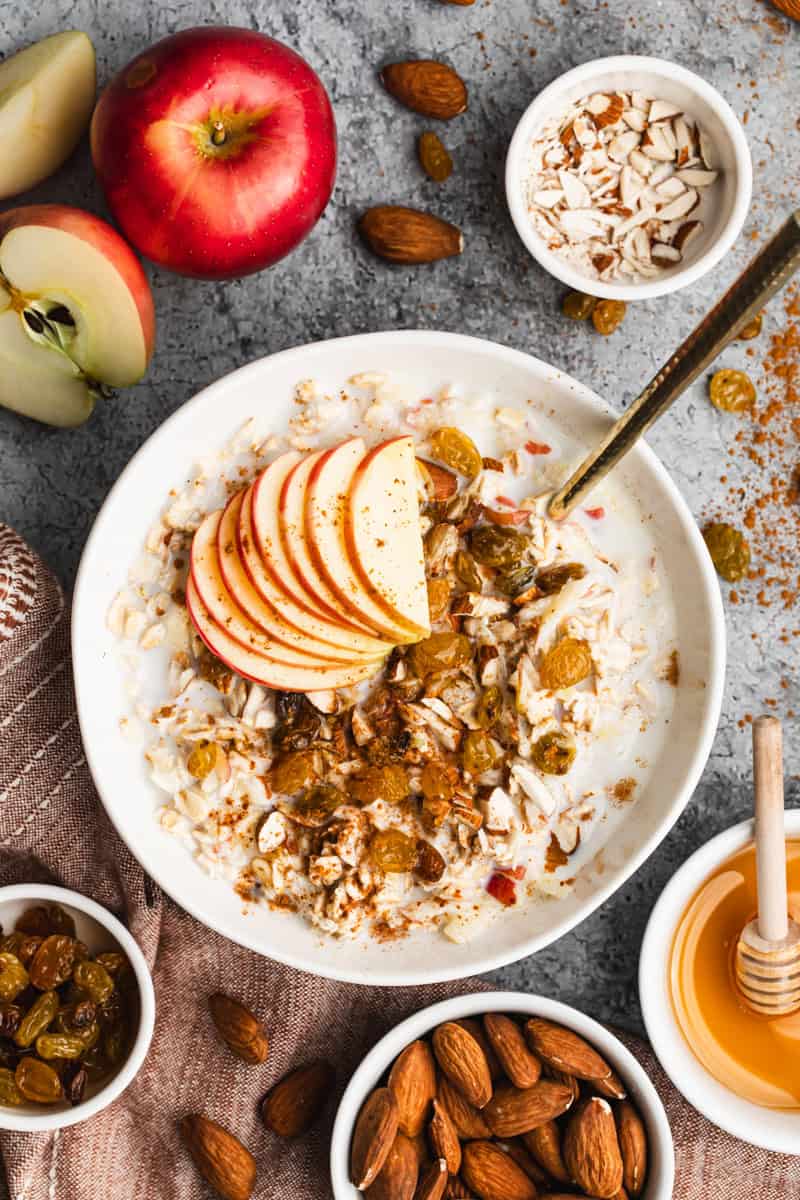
(670, 839, 800, 1108)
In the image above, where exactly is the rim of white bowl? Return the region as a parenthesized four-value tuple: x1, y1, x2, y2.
(505, 55, 753, 300)
(330, 990, 675, 1199)
(73, 331, 726, 985)
(640, 810, 800, 1153)
(0, 883, 155, 1132)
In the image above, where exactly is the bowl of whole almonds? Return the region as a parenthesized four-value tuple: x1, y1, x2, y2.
(506, 55, 751, 300)
(330, 991, 673, 1200)
(0, 884, 155, 1131)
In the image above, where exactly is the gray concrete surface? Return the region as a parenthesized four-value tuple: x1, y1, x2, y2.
(0, 0, 798, 1032)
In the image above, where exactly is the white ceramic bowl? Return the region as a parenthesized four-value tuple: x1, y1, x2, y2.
(640, 812, 800, 1153)
(505, 55, 752, 300)
(0, 884, 155, 1131)
(330, 990, 675, 1198)
(73, 330, 725, 985)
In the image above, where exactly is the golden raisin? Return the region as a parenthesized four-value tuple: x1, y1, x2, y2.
(531, 730, 577, 775)
(703, 522, 751, 582)
(462, 731, 500, 775)
(709, 368, 756, 413)
(0, 1068, 24, 1106)
(0, 953, 29, 1002)
(15, 1057, 63, 1104)
(477, 684, 502, 728)
(186, 740, 228, 780)
(539, 637, 593, 690)
(370, 829, 418, 873)
(418, 131, 453, 182)
(420, 762, 454, 804)
(535, 562, 586, 594)
(562, 291, 596, 320)
(409, 632, 471, 679)
(415, 840, 446, 883)
(426, 577, 452, 621)
(455, 550, 483, 592)
(350, 764, 409, 807)
(14, 990, 58, 1048)
(270, 749, 318, 795)
(73, 960, 115, 1005)
(738, 311, 763, 340)
(291, 784, 345, 828)
(28, 935, 75, 990)
(591, 299, 626, 336)
(468, 525, 530, 569)
(428, 428, 483, 480)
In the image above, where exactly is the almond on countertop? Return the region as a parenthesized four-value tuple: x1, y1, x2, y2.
(359, 206, 463, 264)
(380, 60, 468, 120)
(351, 1087, 400, 1190)
(388, 1039, 437, 1137)
(525, 1018, 612, 1081)
(180, 1114, 256, 1200)
(432, 1021, 493, 1109)
(563, 1097, 625, 1199)
(483, 1013, 542, 1089)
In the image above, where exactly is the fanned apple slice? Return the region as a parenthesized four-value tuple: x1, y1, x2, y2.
(306, 438, 424, 643)
(234, 488, 388, 660)
(344, 436, 430, 637)
(252, 452, 386, 638)
(186, 576, 382, 691)
(278, 450, 387, 636)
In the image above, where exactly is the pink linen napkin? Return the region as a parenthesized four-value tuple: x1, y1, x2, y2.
(0, 522, 798, 1199)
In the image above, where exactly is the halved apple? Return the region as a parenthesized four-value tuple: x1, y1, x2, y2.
(230, 489, 388, 661)
(186, 575, 381, 691)
(344, 436, 430, 636)
(0, 32, 96, 200)
(0, 205, 155, 426)
(306, 438, 424, 643)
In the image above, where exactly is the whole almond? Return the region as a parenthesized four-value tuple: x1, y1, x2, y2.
(542, 1064, 580, 1104)
(484, 1079, 574, 1138)
(441, 0, 475, 5)
(483, 1014, 541, 1089)
(503, 1140, 549, 1185)
(438, 1075, 491, 1139)
(563, 1097, 624, 1199)
(429, 1097, 461, 1174)
(445, 1178, 472, 1199)
(433, 1021, 492, 1109)
(180, 1114, 255, 1200)
(525, 1019, 612, 1082)
(359, 207, 463, 265)
(389, 1039, 437, 1137)
(456, 1017, 503, 1080)
(380, 60, 468, 120)
(261, 1060, 334, 1137)
(523, 1120, 571, 1185)
(416, 1157, 449, 1200)
(616, 1100, 648, 1197)
(365, 1132, 419, 1200)
(351, 1087, 400, 1189)
(461, 1140, 538, 1200)
(208, 993, 268, 1064)
(592, 1070, 627, 1101)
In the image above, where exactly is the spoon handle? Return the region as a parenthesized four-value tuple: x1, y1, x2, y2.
(548, 210, 800, 521)
(753, 716, 787, 944)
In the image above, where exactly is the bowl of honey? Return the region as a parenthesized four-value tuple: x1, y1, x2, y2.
(640, 811, 800, 1153)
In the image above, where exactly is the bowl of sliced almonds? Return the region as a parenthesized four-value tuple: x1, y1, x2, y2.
(0, 884, 155, 1131)
(330, 991, 673, 1200)
(506, 55, 752, 300)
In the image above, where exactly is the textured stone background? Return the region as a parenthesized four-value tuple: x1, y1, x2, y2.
(0, 0, 798, 1032)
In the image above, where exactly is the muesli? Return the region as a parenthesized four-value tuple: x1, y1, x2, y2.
(109, 373, 679, 944)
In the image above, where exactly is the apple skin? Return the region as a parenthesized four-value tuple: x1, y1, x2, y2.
(90, 27, 337, 280)
(0, 204, 156, 366)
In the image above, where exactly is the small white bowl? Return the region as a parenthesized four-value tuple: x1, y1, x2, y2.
(505, 55, 752, 300)
(0, 884, 155, 1131)
(330, 991, 675, 1199)
(640, 811, 800, 1153)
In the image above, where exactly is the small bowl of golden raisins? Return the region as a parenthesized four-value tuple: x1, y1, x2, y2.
(0, 884, 155, 1130)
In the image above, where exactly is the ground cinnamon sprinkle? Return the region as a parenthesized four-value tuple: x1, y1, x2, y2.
(706, 285, 800, 637)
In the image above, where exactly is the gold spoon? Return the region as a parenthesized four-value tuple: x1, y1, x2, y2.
(548, 210, 800, 521)
(735, 716, 800, 1017)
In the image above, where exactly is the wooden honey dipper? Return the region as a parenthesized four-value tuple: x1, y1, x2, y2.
(734, 716, 800, 1016)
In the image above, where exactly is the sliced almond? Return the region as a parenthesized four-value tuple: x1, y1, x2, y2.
(641, 125, 675, 161)
(557, 169, 590, 209)
(558, 209, 607, 241)
(699, 126, 716, 169)
(654, 176, 685, 200)
(532, 188, 564, 208)
(672, 219, 703, 252)
(619, 164, 645, 208)
(587, 92, 624, 128)
(628, 148, 653, 177)
(655, 188, 698, 221)
(651, 243, 682, 265)
(675, 167, 718, 187)
(607, 130, 641, 163)
(622, 107, 647, 132)
(648, 98, 682, 122)
(646, 161, 674, 187)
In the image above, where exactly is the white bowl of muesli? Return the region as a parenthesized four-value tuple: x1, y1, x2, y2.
(505, 56, 752, 299)
(73, 331, 724, 985)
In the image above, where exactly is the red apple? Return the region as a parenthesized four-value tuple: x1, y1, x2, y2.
(90, 27, 337, 279)
(0, 205, 155, 426)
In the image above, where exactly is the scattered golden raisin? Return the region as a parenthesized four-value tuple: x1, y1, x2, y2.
(709, 368, 756, 413)
(591, 299, 626, 336)
(539, 637, 593, 690)
(703, 522, 751, 582)
(562, 291, 596, 321)
(531, 730, 577, 775)
(418, 131, 453, 182)
(738, 311, 763, 340)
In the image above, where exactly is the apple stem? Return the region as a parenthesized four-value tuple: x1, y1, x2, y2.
(211, 121, 227, 147)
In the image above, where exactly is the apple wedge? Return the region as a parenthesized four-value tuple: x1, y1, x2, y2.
(344, 436, 430, 637)
(230, 489, 388, 661)
(0, 206, 155, 426)
(252, 452, 392, 641)
(0, 32, 96, 200)
(306, 438, 425, 643)
(186, 575, 382, 691)
(192, 507, 361, 667)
